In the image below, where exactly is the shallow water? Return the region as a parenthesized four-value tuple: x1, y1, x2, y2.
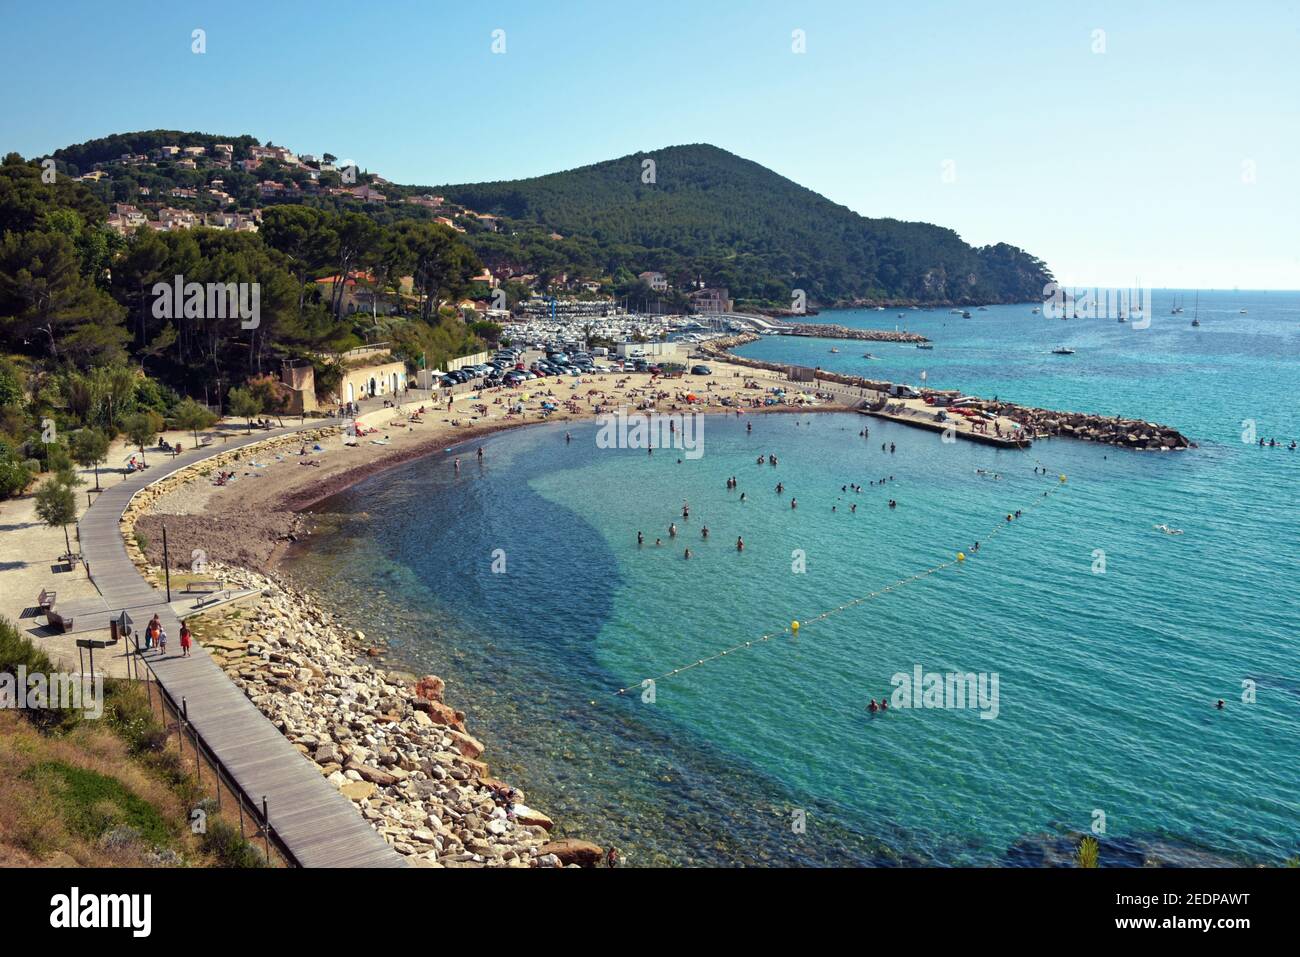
(283, 290, 1299, 866)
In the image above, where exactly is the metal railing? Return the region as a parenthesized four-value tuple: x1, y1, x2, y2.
(120, 614, 293, 867)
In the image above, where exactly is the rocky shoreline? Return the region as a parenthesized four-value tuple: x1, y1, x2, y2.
(117, 428, 609, 868)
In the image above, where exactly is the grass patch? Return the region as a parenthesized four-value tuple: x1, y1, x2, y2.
(23, 760, 174, 849)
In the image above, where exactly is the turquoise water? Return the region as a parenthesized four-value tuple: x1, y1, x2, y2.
(283, 290, 1299, 866)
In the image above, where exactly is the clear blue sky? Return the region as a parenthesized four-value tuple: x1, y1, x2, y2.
(3, 0, 1297, 288)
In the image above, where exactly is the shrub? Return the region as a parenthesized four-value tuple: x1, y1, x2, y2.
(0, 444, 33, 498)
(200, 817, 267, 868)
(1076, 835, 1100, 868)
(0, 617, 80, 733)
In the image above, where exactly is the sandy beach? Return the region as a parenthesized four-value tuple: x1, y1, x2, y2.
(131, 360, 854, 577)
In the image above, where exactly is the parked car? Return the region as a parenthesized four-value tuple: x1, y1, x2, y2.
(691, 365, 712, 375)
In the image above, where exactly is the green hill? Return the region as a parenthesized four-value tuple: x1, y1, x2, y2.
(432, 144, 1052, 306)
(38, 134, 1052, 307)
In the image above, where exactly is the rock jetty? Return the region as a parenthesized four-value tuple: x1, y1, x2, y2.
(782, 322, 928, 343)
(701, 339, 1193, 450)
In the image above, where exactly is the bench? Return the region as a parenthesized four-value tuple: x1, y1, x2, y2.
(46, 608, 75, 633)
(183, 580, 225, 594)
(185, 580, 231, 607)
(38, 588, 57, 611)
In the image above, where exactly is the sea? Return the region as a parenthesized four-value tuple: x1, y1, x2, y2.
(282, 290, 1299, 866)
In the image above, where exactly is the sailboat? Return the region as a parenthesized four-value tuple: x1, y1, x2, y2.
(1191, 291, 1201, 327)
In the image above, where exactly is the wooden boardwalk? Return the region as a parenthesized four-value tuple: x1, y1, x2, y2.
(76, 424, 406, 868)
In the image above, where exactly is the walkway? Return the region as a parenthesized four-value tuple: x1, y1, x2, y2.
(76, 417, 406, 867)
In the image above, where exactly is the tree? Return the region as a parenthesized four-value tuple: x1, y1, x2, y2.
(172, 396, 216, 447)
(0, 230, 129, 365)
(226, 386, 263, 433)
(35, 477, 78, 559)
(68, 427, 109, 490)
(329, 213, 380, 319)
(123, 411, 162, 466)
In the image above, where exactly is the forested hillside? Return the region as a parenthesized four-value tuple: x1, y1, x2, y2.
(434, 144, 1053, 305)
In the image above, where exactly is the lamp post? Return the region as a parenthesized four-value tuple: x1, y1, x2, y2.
(162, 523, 172, 602)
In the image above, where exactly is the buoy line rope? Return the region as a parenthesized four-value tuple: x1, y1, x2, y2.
(612, 472, 1067, 697)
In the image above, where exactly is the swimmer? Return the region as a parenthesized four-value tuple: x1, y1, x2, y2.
(736, 537, 744, 552)
(879, 698, 887, 712)
(637, 531, 644, 546)
(791, 498, 797, 509)
(684, 548, 692, 560)
(867, 699, 879, 714)
(669, 522, 677, 537)
(1216, 699, 1225, 710)
(701, 525, 709, 539)
(851, 503, 857, 513)
(1153, 523, 1184, 535)
(477, 446, 484, 460)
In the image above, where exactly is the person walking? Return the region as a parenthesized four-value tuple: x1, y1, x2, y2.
(179, 623, 193, 658)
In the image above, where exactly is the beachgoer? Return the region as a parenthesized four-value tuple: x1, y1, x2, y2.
(868, 699, 879, 714)
(701, 525, 709, 538)
(684, 548, 692, 559)
(669, 523, 677, 537)
(736, 537, 744, 552)
(180, 624, 192, 658)
(637, 531, 644, 546)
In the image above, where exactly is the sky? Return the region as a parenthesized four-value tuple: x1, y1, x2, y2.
(2, 0, 1298, 289)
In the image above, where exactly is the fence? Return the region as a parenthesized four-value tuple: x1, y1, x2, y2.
(116, 612, 292, 867)
(446, 350, 492, 372)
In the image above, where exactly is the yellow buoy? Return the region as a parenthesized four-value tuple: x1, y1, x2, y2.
(957, 552, 965, 562)
(791, 620, 800, 635)
(1059, 474, 1067, 483)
